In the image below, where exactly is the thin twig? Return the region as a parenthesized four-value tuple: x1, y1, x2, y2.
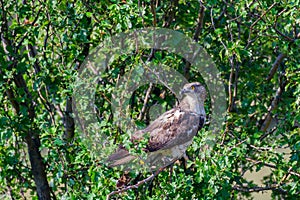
(273, 26, 294, 42)
(246, 157, 300, 178)
(15, 7, 42, 52)
(193, 1, 205, 42)
(250, 2, 277, 29)
(233, 184, 286, 194)
(162, 0, 178, 28)
(184, 1, 205, 79)
(247, 2, 277, 45)
(106, 167, 164, 200)
(138, 83, 153, 120)
(227, 56, 235, 112)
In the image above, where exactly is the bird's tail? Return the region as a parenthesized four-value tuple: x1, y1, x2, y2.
(107, 147, 136, 167)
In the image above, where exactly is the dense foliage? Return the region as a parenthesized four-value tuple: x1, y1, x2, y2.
(0, 0, 299, 199)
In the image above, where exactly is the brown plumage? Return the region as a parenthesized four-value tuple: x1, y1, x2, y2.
(107, 82, 206, 170)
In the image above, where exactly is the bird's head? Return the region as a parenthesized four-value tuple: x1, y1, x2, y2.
(180, 82, 206, 100)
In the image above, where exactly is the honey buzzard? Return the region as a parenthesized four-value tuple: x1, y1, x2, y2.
(108, 82, 206, 170)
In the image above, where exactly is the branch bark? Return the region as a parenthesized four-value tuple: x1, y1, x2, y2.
(63, 12, 92, 140)
(63, 97, 75, 140)
(162, 0, 178, 28)
(138, 83, 153, 121)
(1, 2, 51, 198)
(106, 167, 164, 200)
(246, 157, 300, 178)
(260, 78, 286, 133)
(266, 53, 286, 81)
(12, 72, 52, 200)
(233, 184, 287, 194)
(227, 58, 239, 112)
(184, 1, 205, 79)
(247, 2, 277, 44)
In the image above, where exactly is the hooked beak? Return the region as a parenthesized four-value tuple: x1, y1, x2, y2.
(179, 88, 189, 97)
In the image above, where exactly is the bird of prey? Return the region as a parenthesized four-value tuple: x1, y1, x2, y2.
(107, 82, 206, 170)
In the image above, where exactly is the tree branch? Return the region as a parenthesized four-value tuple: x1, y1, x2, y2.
(138, 83, 153, 121)
(106, 167, 164, 200)
(266, 53, 286, 81)
(0, 2, 52, 198)
(260, 78, 286, 133)
(184, 1, 205, 79)
(150, 0, 157, 27)
(246, 157, 300, 178)
(63, 97, 75, 140)
(247, 2, 277, 44)
(193, 1, 205, 42)
(250, 3, 277, 30)
(233, 184, 287, 194)
(227, 56, 237, 112)
(162, 0, 178, 28)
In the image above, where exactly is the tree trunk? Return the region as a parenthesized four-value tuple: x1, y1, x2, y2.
(25, 132, 51, 199)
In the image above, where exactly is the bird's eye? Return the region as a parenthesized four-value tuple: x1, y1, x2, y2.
(191, 86, 195, 90)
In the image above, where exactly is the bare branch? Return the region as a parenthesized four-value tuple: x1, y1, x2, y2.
(227, 57, 238, 112)
(260, 79, 286, 133)
(15, 8, 42, 52)
(106, 167, 164, 200)
(43, 12, 51, 61)
(150, 0, 157, 27)
(162, 0, 179, 28)
(246, 157, 300, 178)
(266, 53, 286, 81)
(273, 8, 295, 42)
(247, 3, 277, 44)
(63, 97, 75, 140)
(273, 25, 294, 42)
(5, 88, 20, 114)
(184, 1, 205, 79)
(250, 3, 277, 29)
(193, 1, 205, 42)
(138, 83, 153, 121)
(233, 184, 287, 194)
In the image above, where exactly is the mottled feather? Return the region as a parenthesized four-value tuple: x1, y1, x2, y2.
(107, 82, 206, 168)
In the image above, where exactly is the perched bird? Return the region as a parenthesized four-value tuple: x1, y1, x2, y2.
(107, 82, 206, 170)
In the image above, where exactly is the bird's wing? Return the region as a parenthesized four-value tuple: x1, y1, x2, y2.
(108, 108, 205, 167)
(131, 108, 202, 152)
